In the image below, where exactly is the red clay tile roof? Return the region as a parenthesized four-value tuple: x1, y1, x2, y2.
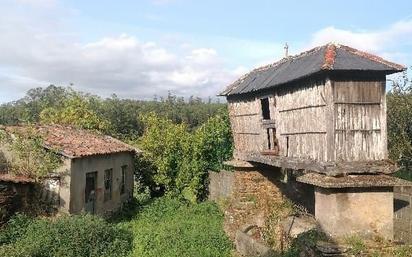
(0, 173, 34, 183)
(220, 43, 406, 96)
(1, 125, 139, 159)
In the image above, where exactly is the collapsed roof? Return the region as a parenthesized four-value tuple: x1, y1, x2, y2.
(220, 43, 405, 96)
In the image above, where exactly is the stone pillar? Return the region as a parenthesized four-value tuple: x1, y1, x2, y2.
(315, 187, 394, 239)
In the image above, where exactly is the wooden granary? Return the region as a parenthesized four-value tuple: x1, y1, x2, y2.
(221, 43, 411, 239)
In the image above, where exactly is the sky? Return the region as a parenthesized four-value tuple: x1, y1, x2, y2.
(0, 0, 412, 103)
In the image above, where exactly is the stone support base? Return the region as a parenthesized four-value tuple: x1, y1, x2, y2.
(315, 187, 393, 239)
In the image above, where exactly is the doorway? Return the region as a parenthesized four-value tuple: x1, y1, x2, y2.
(85, 172, 97, 214)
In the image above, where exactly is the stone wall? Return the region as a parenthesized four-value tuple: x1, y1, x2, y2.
(394, 186, 412, 243)
(0, 182, 33, 224)
(208, 166, 316, 240)
(208, 170, 235, 201)
(209, 167, 283, 239)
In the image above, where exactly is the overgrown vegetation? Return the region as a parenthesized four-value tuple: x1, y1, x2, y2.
(118, 197, 233, 257)
(0, 198, 232, 257)
(0, 214, 133, 257)
(39, 93, 111, 132)
(0, 85, 226, 139)
(263, 199, 296, 249)
(387, 70, 412, 179)
(137, 111, 232, 202)
(387, 71, 412, 164)
(0, 126, 61, 178)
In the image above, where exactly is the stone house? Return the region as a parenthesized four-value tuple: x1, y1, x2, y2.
(219, 43, 412, 240)
(0, 125, 138, 216)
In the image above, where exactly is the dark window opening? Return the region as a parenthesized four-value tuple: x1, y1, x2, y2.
(266, 128, 279, 153)
(120, 165, 127, 195)
(286, 136, 289, 157)
(261, 98, 271, 120)
(104, 168, 113, 202)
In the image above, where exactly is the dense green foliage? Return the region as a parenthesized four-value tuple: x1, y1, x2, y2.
(0, 126, 61, 178)
(387, 71, 412, 179)
(387, 74, 412, 167)
(40, 93, 111, 132)
(137, 111, 233, 202)
(119, 197, 233, 257)
(0, 214, 132, 257)
(0, 85, 233, 198)
(0, 198, 232, 257)
(0, 85, 226, 139)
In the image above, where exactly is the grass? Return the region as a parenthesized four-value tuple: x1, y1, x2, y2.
(0, 197, 233, 257)
(117, 197, 233, 257)
(345, 235, 367, 255)
(0, 214, 133, 257)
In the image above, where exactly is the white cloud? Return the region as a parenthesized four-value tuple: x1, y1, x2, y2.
(308, 20, 412, 56)
(0, 4, 239, 102)
(1, 1, 411, 103)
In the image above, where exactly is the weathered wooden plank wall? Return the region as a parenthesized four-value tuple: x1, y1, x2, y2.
(333, 80, 385, 161)
(228, 98, 265, 156)
(276, 80, 328, 161)
(227, 75, 386, 164)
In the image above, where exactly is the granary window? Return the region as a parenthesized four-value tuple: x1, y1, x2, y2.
(265, 128, 279, 154)
(260, 98, 271, 120)
(120, 165, 127, 195)
(104, 168, 113, 202)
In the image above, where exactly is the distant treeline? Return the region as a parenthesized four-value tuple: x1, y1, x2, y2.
(1, 82, 412, 178)
(0, 85, 227, 140)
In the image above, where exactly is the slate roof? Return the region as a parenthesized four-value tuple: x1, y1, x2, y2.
(1, 125, 139, 159)
(220, 43, 405, 96)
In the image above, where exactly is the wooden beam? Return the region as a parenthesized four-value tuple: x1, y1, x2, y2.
(237, 152, 397, 176)
(334, 101, 381, 105)
(280, 131, 326, 136)
(233, 113, 259, 117)
(278, 104, 326, 113)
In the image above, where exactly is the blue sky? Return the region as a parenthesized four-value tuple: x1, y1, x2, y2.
(1, 0, 412, 103)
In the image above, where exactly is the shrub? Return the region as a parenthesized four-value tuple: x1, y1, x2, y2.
(0, 214, 132, 257)
(387, 71, 412, 173)
(124, 197, 233, 257)
(137, 111, 233, 202)
(0, 213, 33, 244)
(0, 126, 62, 178)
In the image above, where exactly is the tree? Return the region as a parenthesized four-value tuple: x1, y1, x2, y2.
(136, 111, 233, 202)
(387, 70, 412, 171)
(39, 93, 110, 132)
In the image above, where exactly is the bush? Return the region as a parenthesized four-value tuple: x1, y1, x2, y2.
(124, 197, 233, 257)
(0, 126, 62, 178)
(0, 214, 132, 257)
(0, 213, 33, 244)
(387, 71, 412, 173)
(137, 111, 233, 202)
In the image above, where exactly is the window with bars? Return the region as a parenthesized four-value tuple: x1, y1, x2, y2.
(104, 168, 113, 201)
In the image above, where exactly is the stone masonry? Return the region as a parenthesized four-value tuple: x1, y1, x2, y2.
(209, 168, 283, 240)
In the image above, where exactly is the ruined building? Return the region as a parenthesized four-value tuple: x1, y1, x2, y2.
(219, 43, 411, 239)
(0, 125, 138, 216)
